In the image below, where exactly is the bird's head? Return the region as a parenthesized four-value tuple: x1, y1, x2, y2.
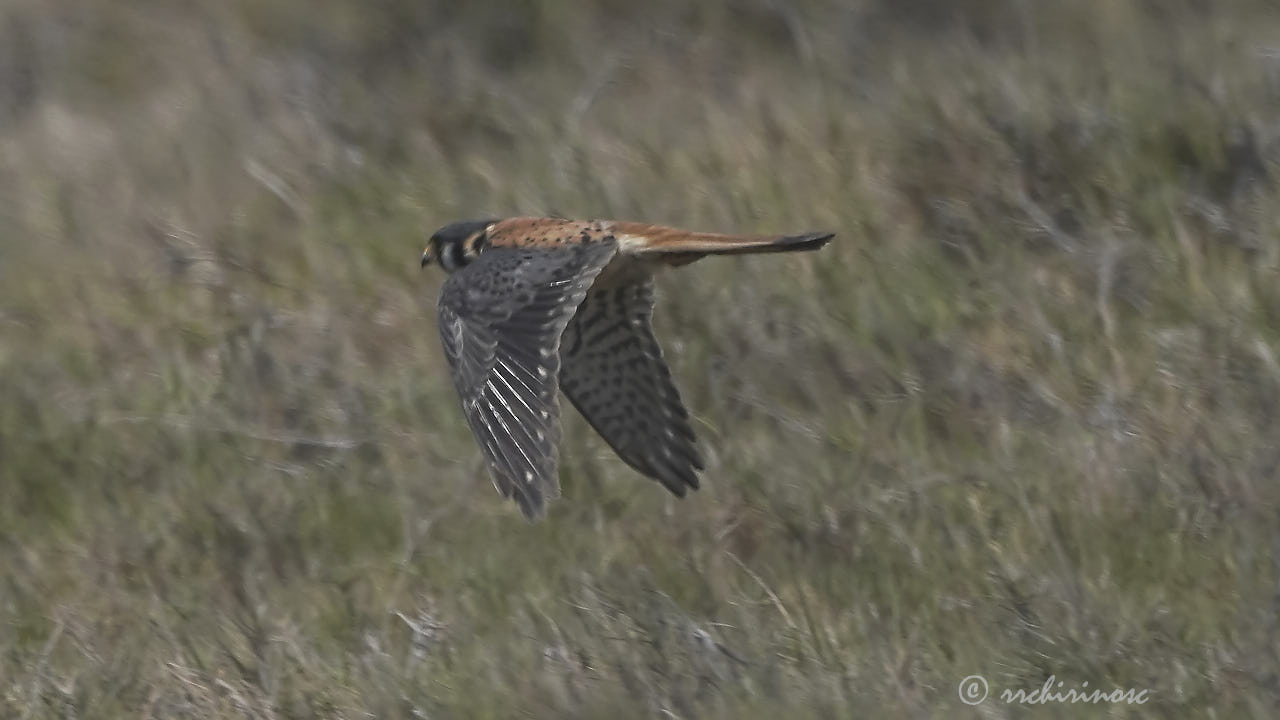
(421, 219, 497, 273)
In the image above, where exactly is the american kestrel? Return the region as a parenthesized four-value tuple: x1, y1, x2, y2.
(421, 217, 833, 518)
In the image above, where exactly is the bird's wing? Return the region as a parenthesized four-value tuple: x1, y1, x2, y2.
(559, 280, 704, 496)
(438, 241, 617, 518)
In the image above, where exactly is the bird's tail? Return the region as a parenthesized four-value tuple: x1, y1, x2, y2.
(613, 222, 834, 257)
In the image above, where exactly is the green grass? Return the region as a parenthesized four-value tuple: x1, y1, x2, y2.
(3, 0, 1280, 717)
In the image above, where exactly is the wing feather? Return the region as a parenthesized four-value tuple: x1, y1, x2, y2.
(559, 281, 705, 497)
(437, 241, 616, 517)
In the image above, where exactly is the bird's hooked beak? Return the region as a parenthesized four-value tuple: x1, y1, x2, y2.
(420, 245, 435, 268)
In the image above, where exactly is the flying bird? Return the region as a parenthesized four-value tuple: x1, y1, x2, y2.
(421, 217, 833, 518)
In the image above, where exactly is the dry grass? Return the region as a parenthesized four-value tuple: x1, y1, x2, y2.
(3, 1, 1280, 717)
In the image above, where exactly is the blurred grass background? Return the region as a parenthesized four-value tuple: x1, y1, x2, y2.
(3, 0, 1280, 716)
